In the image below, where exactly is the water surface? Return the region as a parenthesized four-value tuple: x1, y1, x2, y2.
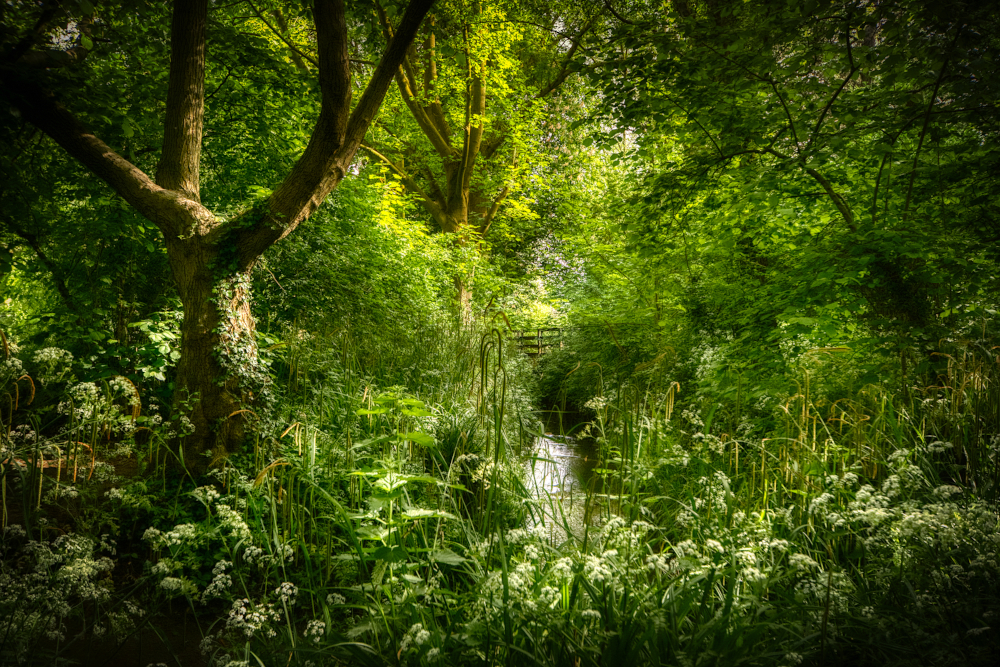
(526, 433, 603, 543)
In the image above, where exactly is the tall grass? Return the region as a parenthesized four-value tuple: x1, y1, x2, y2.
(2, 326, 999, 666)
(559, 343, 1000, 666)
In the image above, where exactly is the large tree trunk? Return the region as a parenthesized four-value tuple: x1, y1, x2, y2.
(166, 237, 259, 468)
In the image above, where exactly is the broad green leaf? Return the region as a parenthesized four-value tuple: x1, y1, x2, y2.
(400, 431, 435, 447)
(428, 548, 466, 566)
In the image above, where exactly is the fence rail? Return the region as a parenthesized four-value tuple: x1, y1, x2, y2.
(516, 328, 562, 357)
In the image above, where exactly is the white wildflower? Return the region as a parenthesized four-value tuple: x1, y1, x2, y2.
(0, 357, 24, 380)
(551, 557, 574, 581)
(809, 493, 834, 514)
(275, 582, 298, 605)
(789, 553, 819, 571)
(215, 504, 251, 541)
(226, 598, 280, 638)
(303, 619, 326, 643)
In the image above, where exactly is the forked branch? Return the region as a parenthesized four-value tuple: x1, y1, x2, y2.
(238, 0, 436, 266)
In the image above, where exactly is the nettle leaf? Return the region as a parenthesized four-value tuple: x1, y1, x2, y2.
(374, 473, 407, 493)
(371, 545, 409, 563)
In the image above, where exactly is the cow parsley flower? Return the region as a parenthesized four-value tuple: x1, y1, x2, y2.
(275, 582, 298, 605)
(304, 619, 326, 643)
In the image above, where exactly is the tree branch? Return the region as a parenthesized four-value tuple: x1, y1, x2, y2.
(802, 166, 857, 232)
(601, 0, 636, 26)
(480, 185, 508, 235)
(377, 3, 456, 159)
(722, 146, 857, 232)
(806, 22, 857, 154)
(421, 26, 452, 143)
(237, 0, 436, 266)
(460, 61, 486, 193)
(902, 24, 961, 223)
(768, 78, 800, 148)
(480, 134, 506, 160)
(360, 144, 448, 225)
(244, 1, 318, 70)
(156, 0, 208, 202)
(537, 17, 595, 99)
(662, 92, 723, 159)
(0, 74, 212, 239)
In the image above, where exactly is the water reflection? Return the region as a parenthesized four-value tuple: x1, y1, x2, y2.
(526, 434, 603, 543)
(527, 434, 599, 494)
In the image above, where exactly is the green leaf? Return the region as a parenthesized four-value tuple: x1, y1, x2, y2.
(428, 548, 466, 565)
(355, 408, 388, 416)
(373, 473, 407, 493)
(400, 431, 435, 447)
(372, 545, 410, 563)
(399, 398, 426, 407)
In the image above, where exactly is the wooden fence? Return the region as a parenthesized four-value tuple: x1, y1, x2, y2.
(515, 328, 562, 357)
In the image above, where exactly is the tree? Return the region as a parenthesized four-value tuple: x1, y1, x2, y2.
(1, 0, 435, 470)
(360, 0, 598, 307)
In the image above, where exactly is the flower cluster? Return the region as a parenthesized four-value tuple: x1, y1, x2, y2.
(399, 622, 431, 652)
(202, 561, 233, 601)
(0, 531, 122, 662)
(274, 581, 298, 605)
(57, 379, 138, 436)
(226, 598, 281, 639)
(0, 357, 24, 381)
(303, 619, 326, 643)
(32, 347, 74, 385)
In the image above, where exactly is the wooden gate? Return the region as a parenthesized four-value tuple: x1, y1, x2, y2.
(516, 328, 562, 357)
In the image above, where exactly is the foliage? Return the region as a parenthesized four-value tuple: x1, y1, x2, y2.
(1, 1, 999, 666)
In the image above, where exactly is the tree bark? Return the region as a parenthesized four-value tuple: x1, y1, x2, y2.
(166, 237, 259, 468)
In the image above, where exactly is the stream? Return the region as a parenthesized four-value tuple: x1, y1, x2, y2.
(525, 427, 608, 543)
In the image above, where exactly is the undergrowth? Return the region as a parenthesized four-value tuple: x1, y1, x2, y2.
(1, 325, 999, 666)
